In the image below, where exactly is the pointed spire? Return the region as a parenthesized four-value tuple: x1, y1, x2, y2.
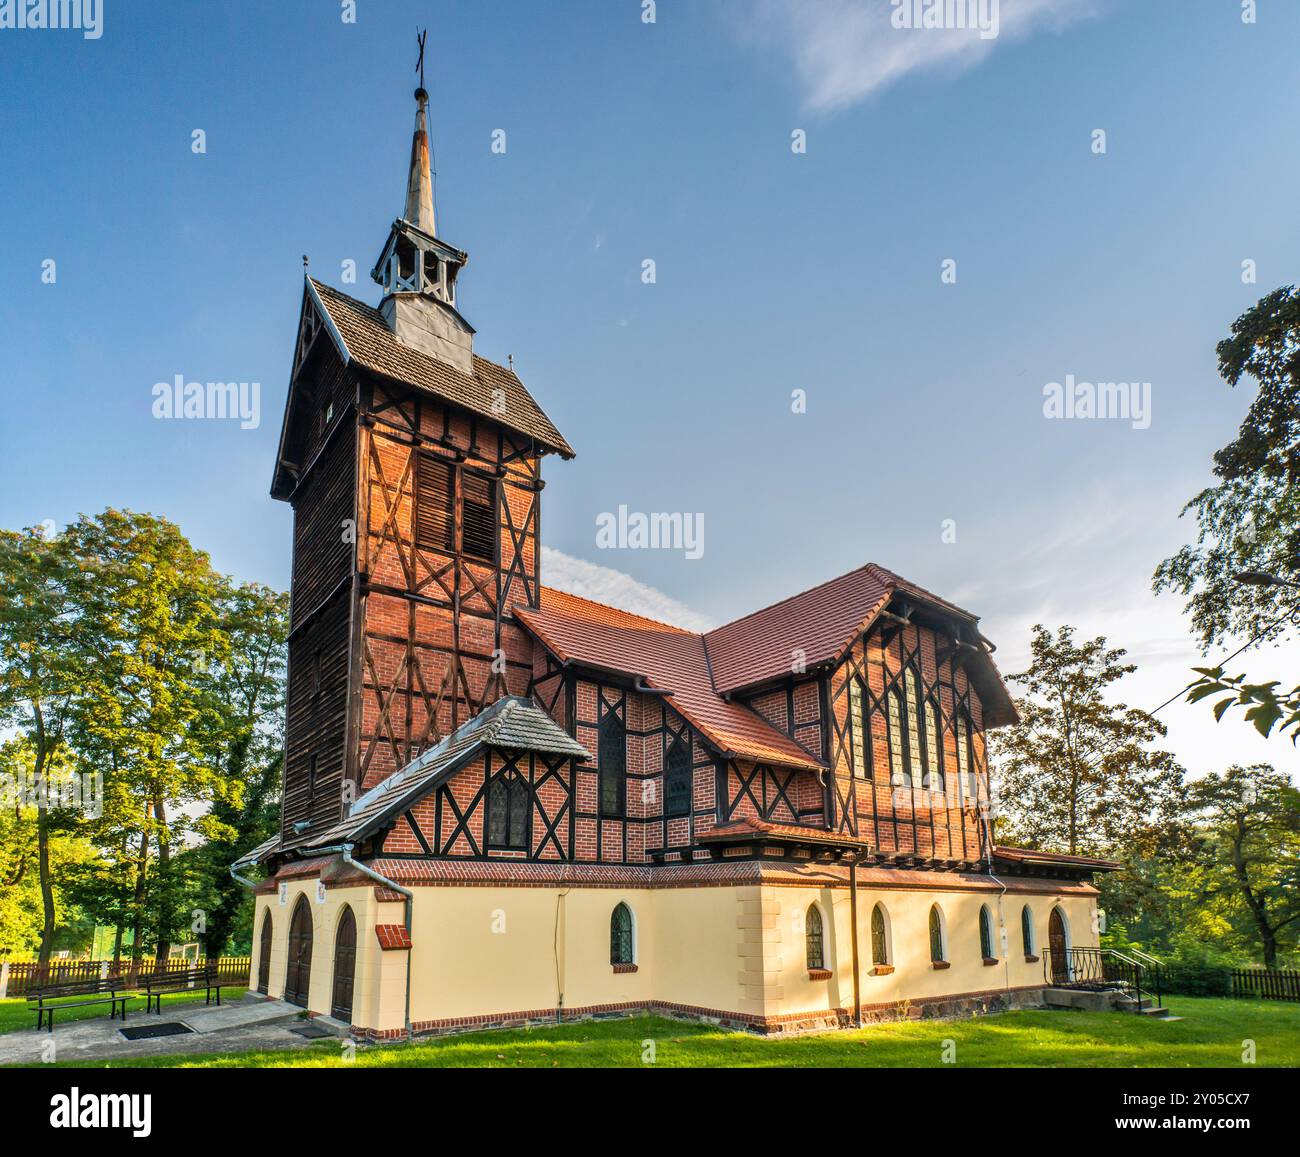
(404, 87, 436, 236)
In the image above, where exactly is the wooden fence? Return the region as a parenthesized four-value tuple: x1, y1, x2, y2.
(1231, 968, 1300, 1002)
(0, 957, 251, 999)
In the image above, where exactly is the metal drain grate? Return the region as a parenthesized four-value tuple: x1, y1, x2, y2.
(119, 1022, 195, 1041)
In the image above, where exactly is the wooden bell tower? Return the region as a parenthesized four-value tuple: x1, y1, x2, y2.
(272, 61, 574, 845)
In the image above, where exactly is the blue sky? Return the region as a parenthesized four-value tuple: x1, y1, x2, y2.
(1, 0, 1297, 778)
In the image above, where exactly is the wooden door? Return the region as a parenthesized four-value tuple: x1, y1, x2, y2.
(257, 911, 272, 994)
(284, 896, 314, 1007)
(1048, 907, 1069, 983)
(331, 907, 357, 1023)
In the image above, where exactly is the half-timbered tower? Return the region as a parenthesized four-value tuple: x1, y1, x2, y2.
(240, 86, 1118, 1041)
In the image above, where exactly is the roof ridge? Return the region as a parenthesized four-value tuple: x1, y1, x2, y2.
(310, 278, 522, 382)
(704, 563, 879, 638)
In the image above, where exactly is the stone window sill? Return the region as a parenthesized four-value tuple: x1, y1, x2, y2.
(931, 960, 951, 970)
(1024, 954, 1040, 964)
(982, 957, 1000, 967)
(807, 967, 832, 981)
(612, 964, 638, 974)
(871, 965, 895, 976)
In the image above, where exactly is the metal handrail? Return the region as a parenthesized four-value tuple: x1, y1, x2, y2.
(1044, 947, 1152, 1013)
(1127, 948, 1163, 1008)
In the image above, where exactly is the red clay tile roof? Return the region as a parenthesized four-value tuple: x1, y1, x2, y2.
(993, 846, 1122, 872)
(375, 924, 413, 951)
(702, 562, 1017, 726)
(514, 588, 824, 773)
(699, 818, 872, 849)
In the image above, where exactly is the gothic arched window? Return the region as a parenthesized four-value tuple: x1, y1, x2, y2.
(929, 905, 947, 963)
(979, 905, 996, 961)
(806, 905, 825, 970)
(610, 903, 635, 966)
(871, 904, 890, 966)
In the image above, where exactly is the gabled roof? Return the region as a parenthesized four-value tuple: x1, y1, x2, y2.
(307, 279, 575, 459)
(287, 696, 590, 853)
(513, 588, 825, 773)
(702, 562, 1017, 726)
(993, 846, 1122, 873)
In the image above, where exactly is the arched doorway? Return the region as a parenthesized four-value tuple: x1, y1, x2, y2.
(257, 910, 273, 994)
(284, 895, 314, 1007)
(1048, 907, 1070, 983)
(331, 906, 357, 1023)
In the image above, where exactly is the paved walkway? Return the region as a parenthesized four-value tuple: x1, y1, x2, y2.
(0, 994, 342, 1066)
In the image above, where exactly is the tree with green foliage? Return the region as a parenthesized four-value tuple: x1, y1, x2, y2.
(64, 510, 231, 968)
(0, 527, 100, 966)
(991, 625, 1186, 857)
(1186, 764, 1300, 968)
(187, 582, 288, 955)
(1155, 286, 1300, 738)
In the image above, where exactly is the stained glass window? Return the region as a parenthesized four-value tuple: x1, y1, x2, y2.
(665, 734, 692, 818)
(871, 904, 888, 966)
(956, 707, 971, 802)
(599, 704, 626, 818)
(1021, 905, 1035, 956)
(487, 773, 529, 851)
(925, 699, 943, 793)
(806, 905, 825, 970)
(849, 678, 867, 780)
(929, 906, 945, 962)
(904, 669, 923, 788)
(887, 688, 909, 787)
(610, 903, 634, 965)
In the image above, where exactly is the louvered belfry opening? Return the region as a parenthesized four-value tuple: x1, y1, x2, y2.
(415, 454, 455, 554)
(461, 471, 498, 562)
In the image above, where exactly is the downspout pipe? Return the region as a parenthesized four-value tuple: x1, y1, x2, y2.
(338, 845, 415, 1044)
(978, 810, 1012, 1001)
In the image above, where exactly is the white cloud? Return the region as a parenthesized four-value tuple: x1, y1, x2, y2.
(541, 547, 716, 632)
(734, 0, 1101, 111)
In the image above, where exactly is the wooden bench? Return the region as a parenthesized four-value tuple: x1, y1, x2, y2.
(139, 967, 223, 1014)
(27, 978, 128, 1032)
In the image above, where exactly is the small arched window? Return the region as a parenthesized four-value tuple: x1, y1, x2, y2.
(610, 902, 635, 966)
(806, 905, 825, 970)
(979, 905, 995, 960)
(1021, 905, 1035, 956)
(929, 905, 946, 963)
(870, 903, 890, 966)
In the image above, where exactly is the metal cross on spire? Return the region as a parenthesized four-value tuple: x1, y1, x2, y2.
(416, 28, 428, 92)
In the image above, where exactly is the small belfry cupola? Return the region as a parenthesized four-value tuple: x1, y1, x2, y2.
(372, 36, 475, 374)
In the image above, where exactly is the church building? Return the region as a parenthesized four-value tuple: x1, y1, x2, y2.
(235, 85, 1117, 1040)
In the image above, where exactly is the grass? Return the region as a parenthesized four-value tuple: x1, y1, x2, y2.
(0, 987, 250, 1036)
(18, 996, 1300, 1068)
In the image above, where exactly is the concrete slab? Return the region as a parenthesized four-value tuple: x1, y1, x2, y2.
(180, 998, 299, 1033)
(0, 994, 328, 1067)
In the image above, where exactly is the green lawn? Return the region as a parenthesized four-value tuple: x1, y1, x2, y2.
(0, 987, 249, 1036)
(24, 996, 1300, 1068)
